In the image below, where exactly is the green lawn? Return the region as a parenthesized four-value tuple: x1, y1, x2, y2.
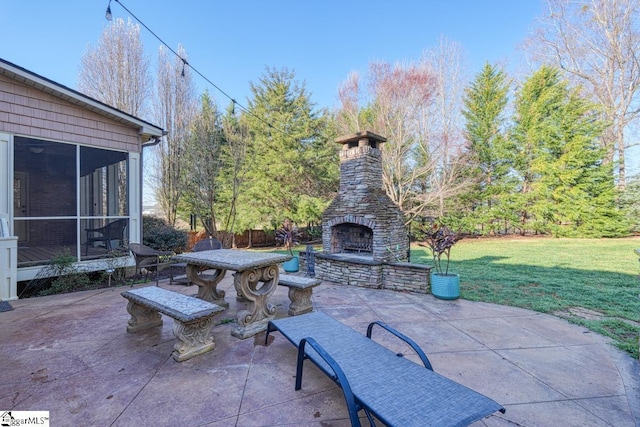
(273, 237, 640, 358)
(411, 236, 640, 358)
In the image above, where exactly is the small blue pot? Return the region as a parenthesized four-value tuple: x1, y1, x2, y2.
(431, 273, 460, 300)
(283, 256, 299, 273)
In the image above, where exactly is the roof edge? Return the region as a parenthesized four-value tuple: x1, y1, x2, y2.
(0, 57, 165, 141)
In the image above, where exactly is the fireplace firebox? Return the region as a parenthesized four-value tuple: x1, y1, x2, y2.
(332, 223, 373, 254)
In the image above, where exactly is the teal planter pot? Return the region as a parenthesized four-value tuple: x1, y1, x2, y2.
(431, 273, 460, 300)
(283, 256, 299, 273)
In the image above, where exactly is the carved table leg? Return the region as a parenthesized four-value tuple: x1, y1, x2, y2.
(288, 287, 314, 316)
(171, 316, 217, 362)
(232, 272, 250, 303)
(126, 301, 162, 333)
(231, 265, 279, 339)
(186, 264, 228, 308)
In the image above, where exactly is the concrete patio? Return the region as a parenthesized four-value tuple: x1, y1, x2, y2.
(1, 273, 638, 426)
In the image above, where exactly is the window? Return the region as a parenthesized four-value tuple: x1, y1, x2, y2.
(13, 137, 129, 266)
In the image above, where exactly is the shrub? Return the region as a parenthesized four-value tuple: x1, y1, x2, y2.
(142, 215, 188, 253)
(38, 249, 93, 296)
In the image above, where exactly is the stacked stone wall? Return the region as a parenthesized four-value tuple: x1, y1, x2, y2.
(314, 256, 383, 288)
(305, 253, 432, 294)
(382, 262, 431, 293)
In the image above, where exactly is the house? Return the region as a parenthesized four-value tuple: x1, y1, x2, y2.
(0, 58, 165, 301)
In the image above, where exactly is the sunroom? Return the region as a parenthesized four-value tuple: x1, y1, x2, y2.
(0, 58, 165, 301)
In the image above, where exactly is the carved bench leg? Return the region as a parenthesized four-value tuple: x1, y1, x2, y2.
(287, 287, 314, 316)
(171, 316, 216, 362)
(126, 301, 162, 333)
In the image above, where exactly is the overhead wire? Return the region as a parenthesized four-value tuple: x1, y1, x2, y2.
(109, 0, 288, 139)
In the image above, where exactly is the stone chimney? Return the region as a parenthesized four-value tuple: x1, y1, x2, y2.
(337, 131, 386, 195)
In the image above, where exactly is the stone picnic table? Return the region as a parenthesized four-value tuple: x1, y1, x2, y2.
(172, 249, 292, 339)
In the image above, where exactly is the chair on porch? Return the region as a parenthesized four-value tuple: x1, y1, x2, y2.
(84, 219, 128, 256)
(169, 238, 222, 285)
(129, 243, 172, 286)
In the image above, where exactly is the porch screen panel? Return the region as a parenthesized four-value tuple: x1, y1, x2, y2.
(14, 138, 76, 217)
(13, 137, 77, 252)
(80, 147, 128, 259)
(80, 147, 128, 216)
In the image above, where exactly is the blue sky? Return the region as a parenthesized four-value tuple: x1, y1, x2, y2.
(3, 1, 639, 177)
(1, 0, 544, 111)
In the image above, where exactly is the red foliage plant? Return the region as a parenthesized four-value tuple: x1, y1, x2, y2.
(420, 223, 464, 276)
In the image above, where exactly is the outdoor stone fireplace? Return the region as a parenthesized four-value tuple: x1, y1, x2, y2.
(311, 131, 431, 292)
(322, 131, 409, 262)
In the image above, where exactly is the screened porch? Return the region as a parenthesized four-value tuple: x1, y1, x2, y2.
(13, 136, 131, 268)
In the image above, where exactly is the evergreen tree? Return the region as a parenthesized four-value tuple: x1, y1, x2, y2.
(511, 66, 628, 236)
(218, 106, 256, 246)
(181, 91, 225, 237)
(619, 174, 640, 233)
(243, 67, 337, 230)
(462, 63, 513, 233)
(511, 66, 562, 233)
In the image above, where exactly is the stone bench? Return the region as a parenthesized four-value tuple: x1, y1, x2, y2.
(121, 286, 225, 362)
(278, 274, 321, 316)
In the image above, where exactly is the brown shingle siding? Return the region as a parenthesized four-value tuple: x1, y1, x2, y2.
(31, 117, 44, 129)
(17, 114, 30, 126)
(0, 74, 142, 152)
(0, 90, 14, 103)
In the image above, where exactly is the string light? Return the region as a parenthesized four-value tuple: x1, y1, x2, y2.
(105, 0, 294, 140)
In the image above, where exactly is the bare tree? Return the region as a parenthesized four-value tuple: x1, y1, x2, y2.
(368, 61, 436, 216)
(335, 60, 436, 221)
(153, 45, 197, 226)
(413, 37, 472, 218)
(334, 39, 475, 223)
(79, 18, 152, 118)
(530, 0, 640, 187)
(335, 72, 364, 135)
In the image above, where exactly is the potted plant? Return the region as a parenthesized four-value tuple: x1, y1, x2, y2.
(276, 219, 302, 272)
(420, 222, 464, 299)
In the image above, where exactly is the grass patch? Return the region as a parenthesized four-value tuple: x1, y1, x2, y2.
(413, 236, 640, 358)
(575, 318, 639, 356)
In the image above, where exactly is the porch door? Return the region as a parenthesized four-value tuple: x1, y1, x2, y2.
(13, 172, 28, 243)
